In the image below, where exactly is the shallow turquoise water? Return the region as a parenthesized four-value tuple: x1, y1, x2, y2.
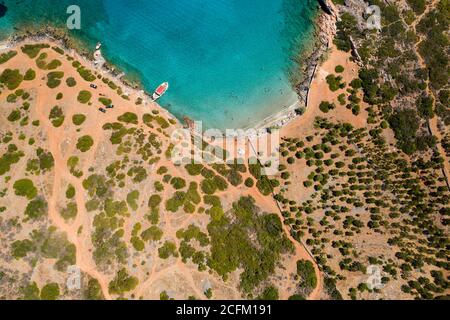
(0, 0, 317, 129)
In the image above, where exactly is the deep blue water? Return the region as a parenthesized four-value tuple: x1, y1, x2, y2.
(0, 0, 317, 129)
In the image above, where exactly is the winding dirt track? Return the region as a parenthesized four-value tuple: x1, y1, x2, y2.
(32, 84, 112, 299)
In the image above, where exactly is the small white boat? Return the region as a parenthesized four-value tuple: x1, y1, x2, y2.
(95, 42, 102, 50)
(152, 82, 169, 101)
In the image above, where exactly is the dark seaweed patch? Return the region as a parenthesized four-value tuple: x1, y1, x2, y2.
(0, 3, 7, 19)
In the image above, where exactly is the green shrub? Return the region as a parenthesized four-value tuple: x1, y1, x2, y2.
(7, 109, 21, 122)
(417, 94, 434, 119)
(118, 112, 138, 124)
(0, 50, 17, 64)
(61, 202, 78, 220)
(0, 69, 23, 90)
(24, 69, 36, 81)
(148, 194, 162, 208)
(48, 106, 65, 127)
(24, 198, 48, 219)
(40, 283, 60, 300)
(11, 239, 34, 259)
(126, 190, 140, 211)
(326, 74, 345, 92)
(201, 179, 218, 195)
(335, 65, 345, 73)
(185, 163, 204, 176)
(85, 279, 104, 300)
(77, 66, 96, 82)
(21, 44, 50, 58)
(76, 135, 94, 152)
(66, 184, 76, 199)
(99, 97, 112, 106)
(66, 77, 77, 87)
(297, 260, 317, 290)
(141, 226, 163, 242)
(319, 101, 335, 113)
(72, 114, 86, 126)
(407, 0, 426, 14)
(77, 90, 92, 104)
(350, 78, 362, 89)
(13, 179, 37, 199)
(257, 286, 279, 300)
(46, 71, 64, 89)
(244, 177, 254, 188)
(158, 241, 178, 259)
(171, 177, 186, 190)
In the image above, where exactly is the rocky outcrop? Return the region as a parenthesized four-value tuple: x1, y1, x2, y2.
(295, 7, 337, 106)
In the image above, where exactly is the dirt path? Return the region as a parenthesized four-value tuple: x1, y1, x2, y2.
(30, 83, 112, 300)
(409, 1, 450, 190)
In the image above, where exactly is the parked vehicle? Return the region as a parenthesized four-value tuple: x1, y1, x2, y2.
(99, 108, 106, 113)
(90, 84, 98, 89)
(106, 105, 114, 109)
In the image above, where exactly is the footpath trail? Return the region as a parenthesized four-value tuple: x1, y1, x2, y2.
(409, 1, 450, 190)
(31, 83, 113, 300)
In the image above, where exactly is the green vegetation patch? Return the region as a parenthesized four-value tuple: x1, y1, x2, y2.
(40, 283, 60, 300)
(108, 268, 138, 295)
(72, 114, 87, 126)
(67, 156, 83, 177)
(66, 77, 77, 87)
(141, 226, 163, 242)
(0, 50, 17, 64)
(13, 179, 37, 199)
(76, 135, 94, 152)
(99, 97, 112, 106)
(126, 190, 140, 211)
(11, 227, 75, 271)
(61, 202, 78, 220)
(26, 147, 55, 174)
(158, 241, 179, 259)
(0, 143, 25, 175)
(36, 53, 62, 70)
(21, 44, 50, 58)
(76, 66, 96, 82)
(319, 101, 336, 114)
(85, 278, 104, 300)
(296, 259, 318, 292)
(46, 71, 64, 89)
(24, 198, 48, 220)
(207, 196, 293, 293)
(0, 69, 23, 90)
(49, 106, 65, 127)
(77, 90, 92, 104)
(7, 109, 21, 122)
(118, 112, 138, 124)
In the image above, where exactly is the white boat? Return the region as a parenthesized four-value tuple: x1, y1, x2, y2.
(95, 42, 102, 50)
(152, 82, 169, 101)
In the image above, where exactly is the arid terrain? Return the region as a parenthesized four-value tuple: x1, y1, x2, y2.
(0, 0, 449, 301)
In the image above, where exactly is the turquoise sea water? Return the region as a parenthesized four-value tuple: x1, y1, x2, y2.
(0, 0, 317, 129)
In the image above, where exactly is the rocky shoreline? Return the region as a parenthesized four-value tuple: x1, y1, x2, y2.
(251, 5, 338, 131)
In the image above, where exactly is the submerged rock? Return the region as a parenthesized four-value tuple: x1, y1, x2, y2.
(0, 3, 7, 19)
